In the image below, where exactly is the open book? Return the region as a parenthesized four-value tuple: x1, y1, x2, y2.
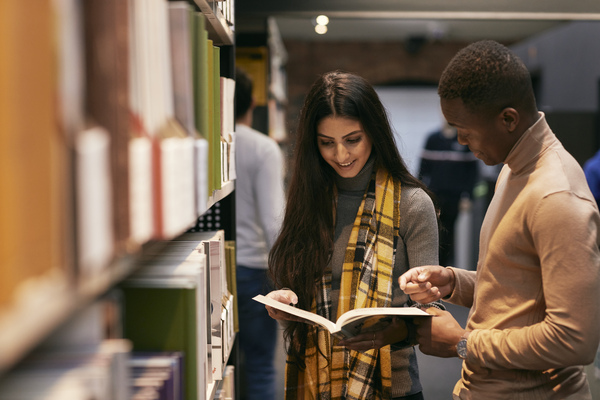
(253, 294, 431, 339)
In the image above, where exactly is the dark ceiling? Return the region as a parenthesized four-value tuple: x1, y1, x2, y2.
(236, 0, 600, 42)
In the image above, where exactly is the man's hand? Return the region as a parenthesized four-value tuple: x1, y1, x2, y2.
(415, 307, 466, 358)
(338, 317, 408, 351)
(399, 265, 455, 303)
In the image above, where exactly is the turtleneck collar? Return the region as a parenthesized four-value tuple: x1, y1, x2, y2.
(503, 112, 556, 176)
(334, 153, 375, 192)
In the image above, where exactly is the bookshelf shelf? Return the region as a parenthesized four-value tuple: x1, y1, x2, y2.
(207, 180, 235, 211)
(194, 0, 234, 45)
(0, 283, 73, 375)
(0, 253, 138, 375)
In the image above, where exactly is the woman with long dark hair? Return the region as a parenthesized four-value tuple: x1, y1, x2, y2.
(266, 71, 441, 400)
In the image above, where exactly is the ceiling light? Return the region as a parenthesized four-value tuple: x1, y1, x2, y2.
(316, 15, 329, 26)
(315, 24, 328, 34)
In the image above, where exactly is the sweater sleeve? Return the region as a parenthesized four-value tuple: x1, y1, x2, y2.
(392, 187, 441, 349)
(402, 188, 439, 268)
(468, 191, 600, 370)
(445, 267, 477, 308)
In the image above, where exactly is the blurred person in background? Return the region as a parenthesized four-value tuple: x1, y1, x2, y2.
(234, 67, 286, 400)
(418, 121, 478, 266)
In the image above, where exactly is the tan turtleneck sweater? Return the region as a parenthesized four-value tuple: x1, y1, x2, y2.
(448, 113, 600, 399)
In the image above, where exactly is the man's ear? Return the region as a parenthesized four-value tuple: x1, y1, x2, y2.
(499, 108, 520, 132)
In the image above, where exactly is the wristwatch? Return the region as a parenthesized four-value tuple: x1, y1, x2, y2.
(456, 331, 470, 359)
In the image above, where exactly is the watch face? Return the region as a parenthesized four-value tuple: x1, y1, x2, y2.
(457, 338, 468, 359)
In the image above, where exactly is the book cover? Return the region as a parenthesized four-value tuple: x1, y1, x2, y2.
(0, 339, 132, 400)
(0, 3, 74, 374)
(168, 2, 195, 137)
(74, 125, 115, 278)
(122, 280, 204, 400)
(193, 13, 210, 142)
(127, 239, 212, 393)
(212, 45, 222, 192)
(253, 294, 431, 340)
(191, 13, 210, 214)
(0, 0, 70, 310)
(155, 128, 196, 240)
(172, 231, 226, 381)
(128, 136, 154, 245)
(130, 351, 184, 400)
(219, 77, 235, 185)
(206, 38, 216, 194)
(224, 241, 238, 333)
(83, 0, 131, 257)
(127, 0, 154, 247)
(195, 137, 210, 215)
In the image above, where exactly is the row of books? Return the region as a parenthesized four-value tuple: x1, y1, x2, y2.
(122, 231, 237, 400)
(0, 0, 235, 372)
(196, 0, 235, 45)
(0, 231, 237, 400)
(0, 340, 132, 400)
(0, 345, 235, 400)
(215, 0, 235, 32)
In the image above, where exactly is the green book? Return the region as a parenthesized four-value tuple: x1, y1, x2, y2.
(122, 252, 210, 400)
(193, 13, 211, 197)
(123, 284, 198, 400)
(206, 38, 215, 194)
(212, 45, 222, 191)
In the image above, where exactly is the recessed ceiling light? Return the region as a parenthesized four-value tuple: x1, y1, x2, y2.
(316, 15, 329, 26)
(315, 24, 328, 34)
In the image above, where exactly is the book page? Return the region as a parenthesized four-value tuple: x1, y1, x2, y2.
(252, 295, 336, 333)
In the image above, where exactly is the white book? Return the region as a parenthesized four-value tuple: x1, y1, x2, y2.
(129, 137, 154, 245)
(228, 132, 236, 181)
(75, 126, 114, 277)
(173, 231, 225, 380)
(159, 137, 195, 239)
(159, 138, 180, 239)
(195, 138, 209, 215)
(176, 137, 196, 232)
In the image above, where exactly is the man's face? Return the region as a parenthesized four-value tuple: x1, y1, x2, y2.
(441, 98, 517, 166)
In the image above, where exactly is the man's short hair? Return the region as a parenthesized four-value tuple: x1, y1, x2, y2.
(438, 40, 537, 115)
(235, 67, 253, 120)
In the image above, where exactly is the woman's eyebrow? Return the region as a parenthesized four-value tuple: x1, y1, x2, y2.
(317, 130, 363, 139)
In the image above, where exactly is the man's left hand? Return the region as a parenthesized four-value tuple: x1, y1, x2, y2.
(415, 307, 466, 358)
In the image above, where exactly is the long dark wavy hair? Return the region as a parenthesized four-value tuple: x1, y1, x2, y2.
(269, 70, 435, 367)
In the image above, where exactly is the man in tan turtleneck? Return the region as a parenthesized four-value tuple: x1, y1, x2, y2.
(400, 40, 600, 400)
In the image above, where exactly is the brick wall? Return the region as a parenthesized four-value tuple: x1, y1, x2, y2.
(282, 40, 470, 142)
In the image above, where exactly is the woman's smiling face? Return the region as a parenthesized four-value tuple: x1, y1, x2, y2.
(317, 116, 373, 178)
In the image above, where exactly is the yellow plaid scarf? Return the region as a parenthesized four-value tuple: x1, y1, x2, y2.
(285, 168, 401, 399)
